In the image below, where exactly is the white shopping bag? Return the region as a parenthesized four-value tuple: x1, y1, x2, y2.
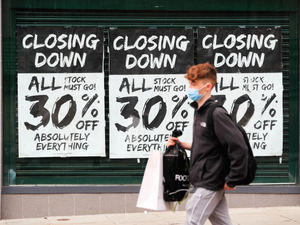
(136, 150, 169, 210)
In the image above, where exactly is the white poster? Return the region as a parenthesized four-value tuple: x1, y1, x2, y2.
(108, 28, 194, 158)
(212, 73, 283, 156)
(17, 26, 106, 157)
(198, 27, 283, 156)
(18, 73, 106, 157)
(109, 74, 193, 158)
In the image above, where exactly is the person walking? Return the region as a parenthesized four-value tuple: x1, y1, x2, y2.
(167, 62, 248, 225)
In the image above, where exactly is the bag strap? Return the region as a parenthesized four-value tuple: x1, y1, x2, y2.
(206, 103, 222, 137)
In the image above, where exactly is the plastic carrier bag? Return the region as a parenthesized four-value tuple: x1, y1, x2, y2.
(137, 150, 169, 210)
(163, 130, 190, 202)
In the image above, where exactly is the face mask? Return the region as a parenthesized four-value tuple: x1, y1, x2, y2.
(187, 84, 208, 102)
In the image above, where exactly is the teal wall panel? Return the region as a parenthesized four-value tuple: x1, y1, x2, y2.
(2, 0, 299, 186)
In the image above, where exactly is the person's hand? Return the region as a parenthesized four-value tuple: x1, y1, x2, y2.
(167, 137, 179, 147)
(224, 183, 236, 191)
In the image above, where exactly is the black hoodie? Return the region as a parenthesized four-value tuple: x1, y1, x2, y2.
(189, 97, 248, 190)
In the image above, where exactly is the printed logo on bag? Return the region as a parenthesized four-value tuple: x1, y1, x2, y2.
(200, 122, 207, 127)
(175, 174, 189, 182)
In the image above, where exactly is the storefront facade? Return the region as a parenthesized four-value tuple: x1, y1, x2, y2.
(1, 0, 300, 219)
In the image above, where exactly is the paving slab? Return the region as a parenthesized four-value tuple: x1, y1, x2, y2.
(0, 207, 299, 225)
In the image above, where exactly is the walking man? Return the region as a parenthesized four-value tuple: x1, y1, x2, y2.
(167, 63, 248, 225)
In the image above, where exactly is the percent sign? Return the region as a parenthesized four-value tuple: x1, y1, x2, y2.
(82, 94, 99, 118)
(171, 95, 188, 119)
(261, 93, 277, 117)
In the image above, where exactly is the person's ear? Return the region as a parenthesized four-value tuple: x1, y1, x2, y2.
(206, 82, 213, 91)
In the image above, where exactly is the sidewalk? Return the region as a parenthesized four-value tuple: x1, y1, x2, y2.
(1, 207, 299, 225)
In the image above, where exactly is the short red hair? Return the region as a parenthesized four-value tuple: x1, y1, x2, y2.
(185, 63, 217, 86)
